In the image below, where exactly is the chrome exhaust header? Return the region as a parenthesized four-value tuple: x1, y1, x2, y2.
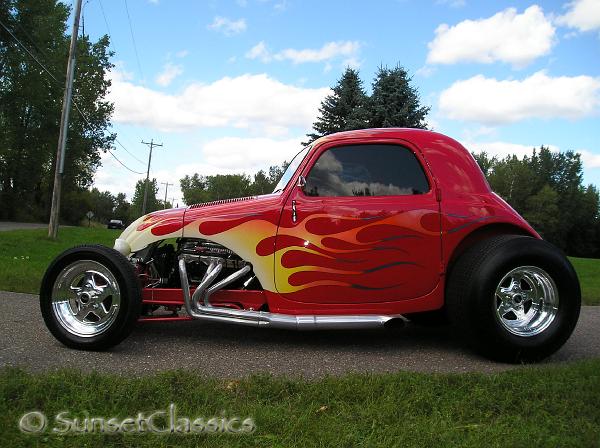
(177, 257, 395, 330)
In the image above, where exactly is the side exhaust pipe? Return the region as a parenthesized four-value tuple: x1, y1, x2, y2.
(178, 258, 396, 330)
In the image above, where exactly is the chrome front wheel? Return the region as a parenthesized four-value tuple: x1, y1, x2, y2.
(51, 260, 121, 337)
(40, 245, 141, 350)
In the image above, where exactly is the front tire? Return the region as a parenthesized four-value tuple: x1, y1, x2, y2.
(40, 245, 142, 350)
(446, 235, 581, 362)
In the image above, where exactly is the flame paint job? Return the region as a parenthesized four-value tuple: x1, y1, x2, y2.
(118, 128, 539, 316)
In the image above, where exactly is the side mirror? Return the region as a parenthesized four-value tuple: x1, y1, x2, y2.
(297, 175, 306, 189)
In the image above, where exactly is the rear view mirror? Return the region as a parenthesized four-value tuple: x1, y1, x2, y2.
(297, 175, 306, 189)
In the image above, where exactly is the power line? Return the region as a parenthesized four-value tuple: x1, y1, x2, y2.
(106, 148, 145, 174)
(115, 138, 146, 164)
(0, 18, 62, 85)
(97, 0, 148, 152)
(72, 102, 145, 174)
(1, 17, 146, 174)
(11, 17, 51, 60)
(98, 0, 119, 57)
(123, 0, 145, 83)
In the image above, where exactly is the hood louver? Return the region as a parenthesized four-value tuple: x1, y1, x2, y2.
(189, 196, 257, 209)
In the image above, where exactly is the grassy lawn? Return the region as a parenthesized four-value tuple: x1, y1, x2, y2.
(0, 227, 117, 294)
(569, 257, 600, 306)
(0, 227, 599, 304)
(1, 360, 599, 447)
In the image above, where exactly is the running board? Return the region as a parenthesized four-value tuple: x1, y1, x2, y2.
(177, 258, 397, 330)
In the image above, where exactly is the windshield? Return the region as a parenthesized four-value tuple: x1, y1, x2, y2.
(272, 145, 311, 193)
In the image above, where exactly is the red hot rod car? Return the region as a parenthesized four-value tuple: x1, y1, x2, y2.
(40, 128, 581, 362)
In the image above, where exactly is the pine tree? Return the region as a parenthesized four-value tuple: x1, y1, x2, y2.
(368, 66, 429, 129)
(304, 68, 368, 145)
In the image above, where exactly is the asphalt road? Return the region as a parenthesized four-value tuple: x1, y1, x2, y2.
(1, 290, 598, 378)
(0, 222, 48, 232)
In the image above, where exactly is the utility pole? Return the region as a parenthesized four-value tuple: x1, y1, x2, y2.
(48, 0, 83, 239)
(140, 139, 163, 215)
(160, 181, 173, 209)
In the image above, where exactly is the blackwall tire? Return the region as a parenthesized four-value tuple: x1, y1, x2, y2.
(40, 245, 141, 351)
(446, 235, 581, 362)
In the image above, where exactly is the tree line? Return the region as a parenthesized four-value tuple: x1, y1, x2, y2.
(0, 0, 114, 223)
(473, 148, 600, 258)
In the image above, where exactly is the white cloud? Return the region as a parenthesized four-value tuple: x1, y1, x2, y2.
(556, 0, 600, 32)
(201, 136, 303, 170)
(438, 71, 600, 124)
(175, 50, 189, 58)
(245, 41, 272, 62)
(579, 150, 600, 168)
(277, 41, 361, 64)
(427, 5, 555, 67)
(436, 0, 466, 8)
(415, 65, 436, 78)
(246, 40, 361, 65)
(95, 136, 304, 202)
(207, 16, 247, 36)
(155, 62, 183, 87)
(109, 71, 330, 134)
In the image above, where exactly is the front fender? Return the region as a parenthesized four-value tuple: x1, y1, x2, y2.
(114, 208, 186, 256)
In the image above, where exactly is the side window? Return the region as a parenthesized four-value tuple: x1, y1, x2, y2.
(303, 144, 430, 197)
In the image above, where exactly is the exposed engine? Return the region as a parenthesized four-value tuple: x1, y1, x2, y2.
(135, 238, 258, 290)
(132, 238, 260, 317)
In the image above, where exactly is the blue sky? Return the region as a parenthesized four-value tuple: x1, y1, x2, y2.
(80, 0, 600, 204)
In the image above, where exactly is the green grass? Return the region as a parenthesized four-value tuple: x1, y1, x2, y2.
(569, 257, 600, 305)
(0, 227, 599, 305)
(1, 360, 599, 447)
(0, 227, 118, 294)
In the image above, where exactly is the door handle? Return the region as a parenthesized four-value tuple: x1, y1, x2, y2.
(292, 200, 297, 223)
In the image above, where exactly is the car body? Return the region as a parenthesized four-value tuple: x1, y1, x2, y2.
(40, 128, 581, 361)
(107, 219, 124, 230)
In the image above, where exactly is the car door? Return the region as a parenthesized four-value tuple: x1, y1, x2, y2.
(274, 139, 442, 304)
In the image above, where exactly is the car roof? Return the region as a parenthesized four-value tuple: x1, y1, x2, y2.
(311, 127, 490, 197)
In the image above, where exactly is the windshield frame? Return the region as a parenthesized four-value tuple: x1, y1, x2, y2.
(272, 145, 311, 194)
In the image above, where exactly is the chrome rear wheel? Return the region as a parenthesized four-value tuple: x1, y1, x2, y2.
(494, 266, 559, 337)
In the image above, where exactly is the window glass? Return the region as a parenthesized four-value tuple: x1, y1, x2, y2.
(303, 144, 429, 197)
(272, 145, 311, 193)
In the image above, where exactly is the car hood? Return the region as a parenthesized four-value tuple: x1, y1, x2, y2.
(114, 194, 283, 255)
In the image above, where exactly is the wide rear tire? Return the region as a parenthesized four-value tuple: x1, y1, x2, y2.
(40, 245, 142, 351)
(446, 235, 581, 362)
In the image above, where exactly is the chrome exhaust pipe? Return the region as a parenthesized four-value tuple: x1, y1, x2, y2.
(178, 258, 396, 330)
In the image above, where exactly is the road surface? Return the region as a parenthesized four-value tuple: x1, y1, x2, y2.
(0, 222, 48, 232)
(1, 291, 598, 378)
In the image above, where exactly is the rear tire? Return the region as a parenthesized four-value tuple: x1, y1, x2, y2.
(446, 235, 581, 362)
(40, 245, 142, 350)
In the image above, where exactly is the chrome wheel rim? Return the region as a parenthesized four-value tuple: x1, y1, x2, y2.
(51, 260, 121, 337)
(494, 266, 559, 337)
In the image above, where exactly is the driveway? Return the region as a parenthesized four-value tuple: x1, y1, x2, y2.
(0, 222, 48, 232)
(1, 291, 598, 378)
